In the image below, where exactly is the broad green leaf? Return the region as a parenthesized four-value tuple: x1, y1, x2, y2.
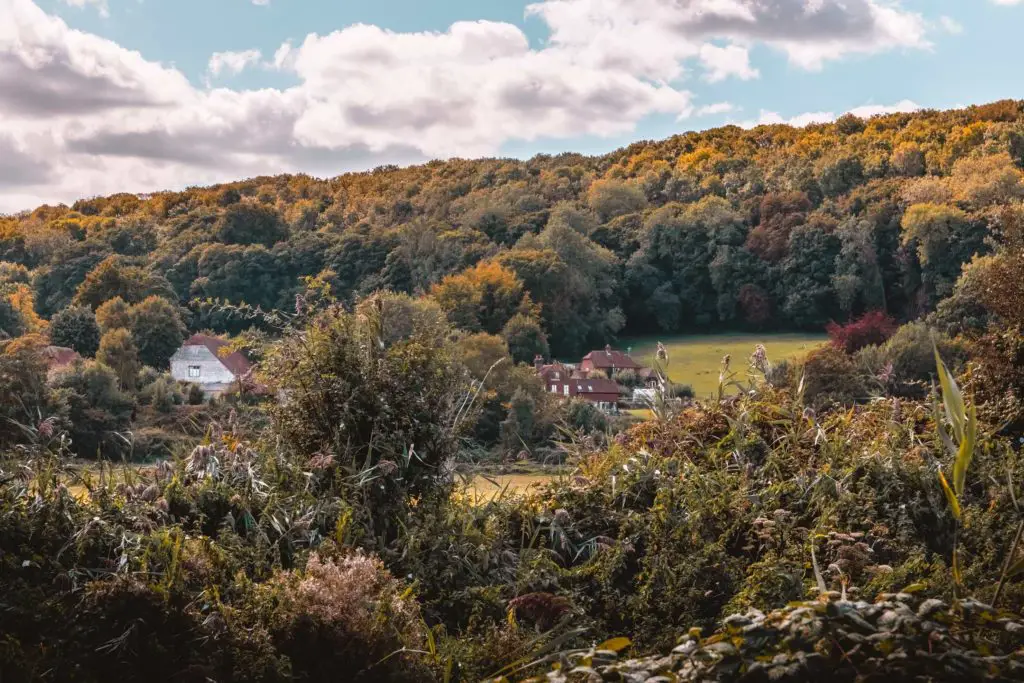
(596, 637, 631, 653)
(953, 401, 977, 497)
(901, 583, 927, 593)
(938, 469, 961, 521)
(935, 347, 965, 443)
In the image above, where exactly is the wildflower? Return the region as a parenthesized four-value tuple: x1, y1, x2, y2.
(750, 344, 771, 375)
(37, 416, 56, 439)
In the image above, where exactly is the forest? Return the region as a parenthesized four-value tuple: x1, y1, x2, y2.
(2, 100, 1024, 681)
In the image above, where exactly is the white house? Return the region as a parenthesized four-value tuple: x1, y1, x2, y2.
(170, 334, 252, 397)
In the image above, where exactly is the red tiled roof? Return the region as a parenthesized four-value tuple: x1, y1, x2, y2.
(183, 334, 252, 378)
(581, 347, 641, 370)
(572, 377, 622, 395)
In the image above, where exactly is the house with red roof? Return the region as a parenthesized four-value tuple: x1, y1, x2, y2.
(534, 356, 623, 411)
(170, 334, 253, 397)
(580, 345, 642, 374)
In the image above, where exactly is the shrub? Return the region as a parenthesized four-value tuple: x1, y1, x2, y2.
(827, 310, 897, 354)
(881, 321, 964, 398)
(49, 360, 134, 458)
(262, 303, 471, 542)
(800, 345, 867, 409)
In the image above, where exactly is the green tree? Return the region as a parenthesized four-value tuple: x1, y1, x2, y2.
(128, 296, 187, 369)
(73, 255, 176, 309)
(215, 202, 287, 246)
(95, 296, 132, 333)
(49, 306, 101, 357)
(0, 335, 66, 447)
(50, 360, 134, 458)
(97, 328, 142, 391)
(502, 314, 550, 366)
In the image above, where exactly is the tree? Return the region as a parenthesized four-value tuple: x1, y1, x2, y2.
(97, 328, 142, 390)
(73, 255, 176, 309)
(502, 314, 550, 365)
(0, 335, 66, 447)
(50, 360, 134, 458)
(586, 179, 647, 222)
(128, 296, 187, 368)
(215, 202, 287, 246)
(431, 261, 535, 335)
(95, 296, 132, 332)
(49, 306, 101, 357)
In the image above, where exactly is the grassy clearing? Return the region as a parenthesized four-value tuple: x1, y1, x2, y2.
(622, 332, 826, 399)
(462, 473, 559, 501)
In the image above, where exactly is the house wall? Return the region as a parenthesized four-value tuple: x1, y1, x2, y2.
(170, 345, 236, 395)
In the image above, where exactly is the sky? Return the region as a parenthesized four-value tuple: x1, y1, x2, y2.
(0, 0, 1022, 213)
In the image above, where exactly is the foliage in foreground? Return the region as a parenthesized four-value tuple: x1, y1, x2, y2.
(2, 299, 1024, 681)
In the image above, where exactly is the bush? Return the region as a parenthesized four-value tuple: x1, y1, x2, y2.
(262, 303, 471, 543)
(261, 552, 429, 682)
(139, 374, 185, 412)
(881, 321, 964, 398)
(800, 345, 867, 409)
(49, 360, 135, 458)
(827, 310, 897, 354)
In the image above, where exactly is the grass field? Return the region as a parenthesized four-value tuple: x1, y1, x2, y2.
(463, 473, 558, 501)
(622, 332, 827, 399)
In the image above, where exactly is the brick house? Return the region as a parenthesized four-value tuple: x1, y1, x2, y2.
(580, 345, 642, 374)
(534, 356, 623, 411)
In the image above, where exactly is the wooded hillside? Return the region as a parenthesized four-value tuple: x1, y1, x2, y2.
(3, 99, 1024, 356)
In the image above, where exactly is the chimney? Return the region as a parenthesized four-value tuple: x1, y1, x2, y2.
(605, 344, 612, 356)
(534, 354, 544, 371)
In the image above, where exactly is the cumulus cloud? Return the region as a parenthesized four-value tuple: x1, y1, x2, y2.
(527, 0, 929, 72)
(0, 0, 942, 212)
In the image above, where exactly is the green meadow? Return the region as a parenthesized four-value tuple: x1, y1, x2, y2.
(622, 332, 827, 399)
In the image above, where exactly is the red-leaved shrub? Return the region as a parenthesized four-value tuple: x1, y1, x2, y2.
(827, 311, 898, 354)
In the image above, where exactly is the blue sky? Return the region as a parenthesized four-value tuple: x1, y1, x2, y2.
(2, 0, 1023, 211)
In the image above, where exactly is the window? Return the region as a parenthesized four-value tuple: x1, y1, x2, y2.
(550, 385, 557, 393)
(553, 372, 559, 380)
(563, 385, 570, 396)
(188, 365, 201, 378)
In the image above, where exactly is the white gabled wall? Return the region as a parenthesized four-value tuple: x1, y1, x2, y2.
(170, 345, 236, 390)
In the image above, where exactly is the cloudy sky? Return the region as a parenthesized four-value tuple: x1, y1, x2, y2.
(0, 0, 1021, 213)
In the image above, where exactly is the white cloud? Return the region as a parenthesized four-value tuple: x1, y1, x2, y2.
(736, 99, 920, 128)
(990, 0, 1022, 5)
(696, 102, 736, 116)
(208, 49, 263, 77)
(527, 0, 929, 72)
(698, 43, 759, 82)
(0, 0, 943, 212)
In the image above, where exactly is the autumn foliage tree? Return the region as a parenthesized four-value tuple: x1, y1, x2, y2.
(431, 261, 535, 335)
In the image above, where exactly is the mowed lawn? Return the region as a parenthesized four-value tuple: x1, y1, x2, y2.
(623, 332, 827, 399)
